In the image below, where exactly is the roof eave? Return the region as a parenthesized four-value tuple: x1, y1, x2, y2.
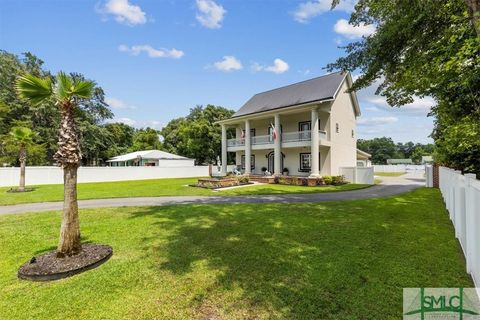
(214, 98, 334, 125)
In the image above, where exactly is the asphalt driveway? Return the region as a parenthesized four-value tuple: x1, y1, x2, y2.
(0, 172, 425, 215)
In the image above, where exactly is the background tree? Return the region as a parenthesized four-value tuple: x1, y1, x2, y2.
(357, 137, 434, 164)
(102, 122, 135, 158)
(130, 127, 163, 151)
(3, 126, 36, 191)
(17, 72, 94, 256)
(357, 137, 398, 164)
(161, 105, 235, 164)
(0, 51, 113, 166)
(328, 0, 480, 175)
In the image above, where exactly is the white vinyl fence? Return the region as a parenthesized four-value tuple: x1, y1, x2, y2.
(339, 167, 374, 184)
(373, 164, 425, 173)
(436, 167, 480, 290)
(0, 166, 211, 187)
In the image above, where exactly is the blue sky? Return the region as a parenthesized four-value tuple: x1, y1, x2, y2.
(0, 0, 433, 143)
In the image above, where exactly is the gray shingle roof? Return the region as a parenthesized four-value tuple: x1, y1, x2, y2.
(233, 72, 346, 118)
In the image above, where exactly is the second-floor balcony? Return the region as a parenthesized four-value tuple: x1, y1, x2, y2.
(227, 130, 328, 149)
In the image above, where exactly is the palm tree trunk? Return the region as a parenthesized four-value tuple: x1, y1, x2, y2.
(57, 163, 81, 256)
(18, 144, 26, 192)
(56, 103, 82, 256)
(465, 0, 480, 35)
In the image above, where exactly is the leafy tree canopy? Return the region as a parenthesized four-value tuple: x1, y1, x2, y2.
(357, 137, 434, 164)
(0, 50, 113, 166)
(329, 0, 480, 175)
(161, 105, 235, 164)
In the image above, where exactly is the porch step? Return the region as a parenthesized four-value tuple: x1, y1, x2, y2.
(249, 175, 276, 183)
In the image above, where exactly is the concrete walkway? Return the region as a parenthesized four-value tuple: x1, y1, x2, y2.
(0, 172, 425, 215)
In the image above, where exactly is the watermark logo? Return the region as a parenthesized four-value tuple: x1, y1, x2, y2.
(404, 288, 480, 319)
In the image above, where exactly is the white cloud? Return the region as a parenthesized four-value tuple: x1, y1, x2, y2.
(355, 77, 435, 116)
(196, 0, 226, 29)
(357, 116, 398, 126)
(334, 19, 376, 39)
(364, 106, 380, 112)
(98, 0, 147, 26)
(292, 0, 355, 23)
(105, 97, 137, 109)
(252, 58, 289, 74)
(364, 95, 434, 113)
(213, 56, 243, 72)
(298, 69, 311, 75)
(107, 117, 137, 126)
(106, 118, 163, 130)
(118, 45, 184, 59)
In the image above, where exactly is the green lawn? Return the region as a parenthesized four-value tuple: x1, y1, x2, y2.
(374, 172, 406, 177)
(0, 188, 471, 319)
(0, 178, 370, 206)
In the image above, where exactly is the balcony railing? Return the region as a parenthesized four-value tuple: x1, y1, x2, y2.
(282, 130, 311, 142)
(227, 130, 327, 147)
(252, 135, 274, 145)
(282, 130, 327, 142)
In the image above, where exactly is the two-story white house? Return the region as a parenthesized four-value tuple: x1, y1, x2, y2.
(217, 71, 364, 177)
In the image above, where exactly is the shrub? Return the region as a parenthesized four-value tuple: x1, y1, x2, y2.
(290, 176, 298, 185)
(299, 177, 308, 186)
(237, 175, 250, 183)
(274, 176, 280, 184)
(315, 177, 325, 186)
(282, 168, 289, 175)
(323, 175, 333, 185)
(261, 166, 267, 172)
(332, 175, 346, 185)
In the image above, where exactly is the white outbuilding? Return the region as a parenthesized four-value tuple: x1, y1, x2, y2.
(107, 150, 194, 167)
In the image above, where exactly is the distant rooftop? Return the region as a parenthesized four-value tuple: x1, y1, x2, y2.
(387, 159, 413, 164)
(107, 150, 191, 162)
(232, 72, 348, 118)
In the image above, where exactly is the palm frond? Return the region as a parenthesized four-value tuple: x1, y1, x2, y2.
(9, 126, 35, 143)
(16, 74, 53, 106)
(56, 72, 94, 101)
(71, 78, 94, 99)
(55, 71, 73, 102)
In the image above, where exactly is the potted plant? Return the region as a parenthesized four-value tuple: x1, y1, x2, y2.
(261, 166, 267, 175)
(282, 167, 289, 176)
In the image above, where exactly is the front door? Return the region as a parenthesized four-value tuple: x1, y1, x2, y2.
(267, 152, 283, 173)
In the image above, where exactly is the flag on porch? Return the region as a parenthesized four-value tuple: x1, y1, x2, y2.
(240, 129, 245, 143)
(270, 123, 277, 141)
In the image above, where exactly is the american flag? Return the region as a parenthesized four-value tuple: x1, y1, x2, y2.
(270, 123, 277, 141)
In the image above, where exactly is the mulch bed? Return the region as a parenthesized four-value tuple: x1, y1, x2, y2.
(7, 187, 35, 193)
(190, 182, 253, 190)
(18, 244, 113, 281)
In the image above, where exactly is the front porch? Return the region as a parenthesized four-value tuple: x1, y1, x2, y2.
(220, 106, 332, 177)
(234, 146, 331, 177)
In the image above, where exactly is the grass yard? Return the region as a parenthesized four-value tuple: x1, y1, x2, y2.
(0, 188, 471, 319)
(374, 172, 406, 177)
(0, 178, 370, 206)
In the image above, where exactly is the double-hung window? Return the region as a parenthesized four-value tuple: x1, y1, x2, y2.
(299, 153, 311, 172)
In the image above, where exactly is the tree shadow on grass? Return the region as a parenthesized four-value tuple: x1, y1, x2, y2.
(129, 189, 472, 319)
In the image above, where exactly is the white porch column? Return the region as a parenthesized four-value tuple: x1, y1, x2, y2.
(221, 124, 227, 174)
(310, 108, 320, 177)
(244, 120, 251, 175)
(274, 114, 281, 175)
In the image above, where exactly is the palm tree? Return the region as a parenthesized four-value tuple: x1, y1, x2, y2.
(8, 126, 35, 192)
(17, 72, 94, 257)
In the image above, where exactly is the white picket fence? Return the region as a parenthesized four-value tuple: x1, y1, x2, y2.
(339, 167, 374, 184)
(373, 164, 425, 173)
(0, 166, 211, 187)
(437, 167, 480, 290)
